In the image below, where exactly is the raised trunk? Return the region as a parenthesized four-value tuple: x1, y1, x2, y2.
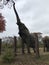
(13, 3, 21, 24)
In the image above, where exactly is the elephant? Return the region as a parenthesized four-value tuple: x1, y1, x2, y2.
(13, 2, 37, 54)
(42, 36, 49, 52)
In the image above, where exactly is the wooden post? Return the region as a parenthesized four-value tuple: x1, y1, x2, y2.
(14, 36, 17, 56)
(35, 33, 40, 58)
(0, 38, 2, 55)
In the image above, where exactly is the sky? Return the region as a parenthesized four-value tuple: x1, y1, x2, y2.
(0, 0, 49, 38)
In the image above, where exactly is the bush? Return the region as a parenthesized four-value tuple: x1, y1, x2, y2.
(2, 49, 15, 63)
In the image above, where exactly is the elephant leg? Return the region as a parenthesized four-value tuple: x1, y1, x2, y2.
(26, 38, 31, 54)
(27, 45, 30, 54)
(44, 47, 45, 52)
(47, 47, 49, 52)
(47, 44, 49, 52)
(22, 41, 25, 54)
(44, 43, 45, 52)
(26, 41, 31, 54)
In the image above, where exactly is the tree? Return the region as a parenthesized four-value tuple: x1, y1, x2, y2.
(0, 0, 16, 9)
(0, 13, 6, 32)
(0, 13, 6, 55)
(0, 0, 17, 56)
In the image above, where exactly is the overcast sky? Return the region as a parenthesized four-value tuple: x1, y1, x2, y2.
(0, 0, 49, 38)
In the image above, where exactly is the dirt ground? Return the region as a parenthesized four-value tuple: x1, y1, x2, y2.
(0, 48, 49, 65)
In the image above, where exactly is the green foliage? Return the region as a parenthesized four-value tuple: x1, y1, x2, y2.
(2, 49, 15, 63)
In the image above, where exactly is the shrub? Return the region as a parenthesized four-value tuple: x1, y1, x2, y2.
(2, 49, 15, 63)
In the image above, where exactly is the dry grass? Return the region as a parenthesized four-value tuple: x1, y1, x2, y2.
(0, 48, 49, 65)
